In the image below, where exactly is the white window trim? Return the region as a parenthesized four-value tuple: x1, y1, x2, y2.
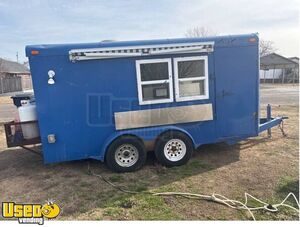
(174, 56, 209, 102)
(136, 58, 173, 105)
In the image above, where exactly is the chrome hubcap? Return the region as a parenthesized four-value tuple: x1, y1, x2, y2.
(164, 139, 186, 162)
(115, 144, 139, 167)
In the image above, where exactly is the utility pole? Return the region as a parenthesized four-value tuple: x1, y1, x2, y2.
(16, 52, 19, 63)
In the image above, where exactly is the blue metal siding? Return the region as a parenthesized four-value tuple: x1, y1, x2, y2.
(26, 34, 259, 164)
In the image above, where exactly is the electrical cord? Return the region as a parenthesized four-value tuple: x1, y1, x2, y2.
(87, 162, 299, 220)
(87, 162, 141, 194)
(278, 121, 287, 137)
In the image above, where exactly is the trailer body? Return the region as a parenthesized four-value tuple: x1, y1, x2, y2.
(25, 34, 262, 164)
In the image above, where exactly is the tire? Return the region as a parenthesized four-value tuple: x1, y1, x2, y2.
(155, 131, 193, 167)
(105, 136, 147, 172)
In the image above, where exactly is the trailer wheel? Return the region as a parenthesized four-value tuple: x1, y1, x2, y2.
(155, 131, 193, 167)
(105, 136, 147, 172)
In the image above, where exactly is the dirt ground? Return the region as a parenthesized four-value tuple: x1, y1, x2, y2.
(0, 104, 298, 220)
(0, 96, 11, 104)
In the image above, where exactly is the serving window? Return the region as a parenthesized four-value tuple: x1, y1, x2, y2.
(135, 56, 209, 105)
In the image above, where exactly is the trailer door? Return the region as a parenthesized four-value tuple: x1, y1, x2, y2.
(215, 46, 258, 138)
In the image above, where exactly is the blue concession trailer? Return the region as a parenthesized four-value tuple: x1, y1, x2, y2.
(4, 34, 286, 172)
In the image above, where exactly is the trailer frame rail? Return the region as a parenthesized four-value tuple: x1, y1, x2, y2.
(4, 120, 41, 147)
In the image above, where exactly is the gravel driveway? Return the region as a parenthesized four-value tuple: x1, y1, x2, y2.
(260, 84, 299, 106)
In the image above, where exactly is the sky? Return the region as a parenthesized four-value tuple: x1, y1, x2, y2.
(0, 0, 299, 63)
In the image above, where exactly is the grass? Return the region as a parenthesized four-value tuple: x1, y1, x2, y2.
(157, 159, 214, 183)
(102, 193, 181, 220)
(276, 177, 299, 200)
(97, 188, 182, 220)
(93, 132, 299, 221)
(103, 207, 123, 218)
(171, 159, 214, 174)
(239, 176, 300, 220)
(108, 175, 124, 183)
(129, 194, 181, 220)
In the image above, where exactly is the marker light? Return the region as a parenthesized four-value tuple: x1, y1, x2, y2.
(248, 38, 256, 43)
(31, 50, 39, 55)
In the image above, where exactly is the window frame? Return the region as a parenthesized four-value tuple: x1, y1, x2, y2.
(136, 58, 173, 105)
(173, 56, 209, 102)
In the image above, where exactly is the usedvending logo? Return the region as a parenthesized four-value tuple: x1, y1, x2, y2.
(2, 199, 60, 225)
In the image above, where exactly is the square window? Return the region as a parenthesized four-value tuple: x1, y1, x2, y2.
(136, 59, 173, 105)
(174, 56, 209, 101)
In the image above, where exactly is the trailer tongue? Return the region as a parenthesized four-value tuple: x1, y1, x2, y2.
(259, 104, 288, 137)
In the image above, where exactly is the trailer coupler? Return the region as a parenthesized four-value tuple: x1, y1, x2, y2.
(259, 104, 288, 137)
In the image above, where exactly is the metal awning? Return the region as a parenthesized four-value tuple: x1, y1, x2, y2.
(69, 42, 214, 62)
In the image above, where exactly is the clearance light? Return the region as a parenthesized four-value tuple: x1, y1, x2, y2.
(248, 37, 256, 43)
(31, 50, 39, 55)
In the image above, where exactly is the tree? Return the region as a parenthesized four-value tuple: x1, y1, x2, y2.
(259, 40, 277, 57)
(185, 27, 276, 57)
(185, 26, 218, 38)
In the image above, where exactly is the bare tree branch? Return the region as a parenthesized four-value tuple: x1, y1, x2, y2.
(185, 26, 218, 38)
(260, 40, 277, 57)
(185, 28, 276, 58)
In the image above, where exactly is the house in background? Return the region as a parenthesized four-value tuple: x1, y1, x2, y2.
(289, 57, 299, 64)
(260, 53, 299, 84)
(0, 58, 32, 94)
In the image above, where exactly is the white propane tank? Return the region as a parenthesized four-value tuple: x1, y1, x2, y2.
(18, 100, 40, 139)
